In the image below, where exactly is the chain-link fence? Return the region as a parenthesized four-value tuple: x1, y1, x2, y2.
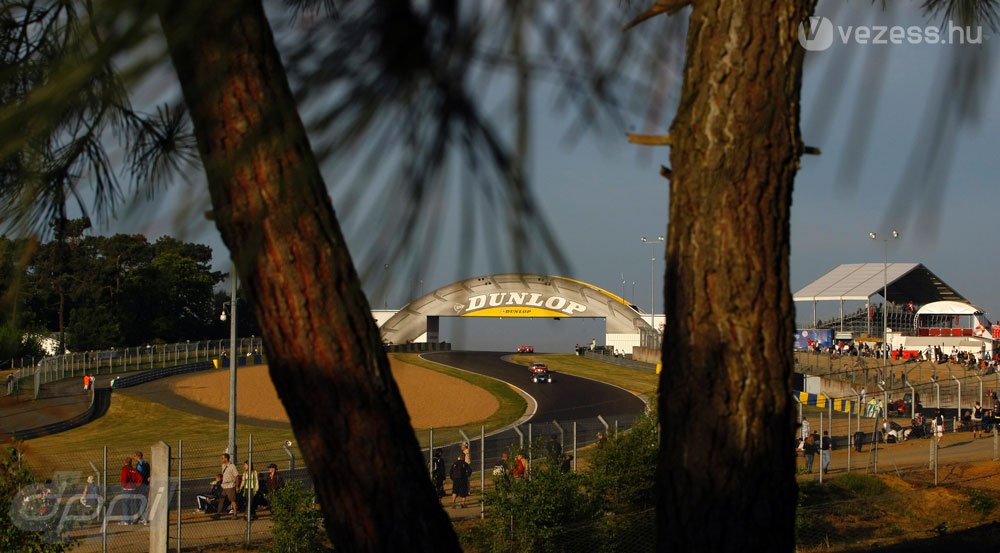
(13, 434, 304, 553)
(13, 411, 641, 552)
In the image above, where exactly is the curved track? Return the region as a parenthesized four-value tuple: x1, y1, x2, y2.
(427, 351, 645, 422)
(423, 351, 646, 461)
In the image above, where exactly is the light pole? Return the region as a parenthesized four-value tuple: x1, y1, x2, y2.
(219, 265, 238, 464)
(869, 230, 899, 385)
(620, 272, 626, 302)
(631, 281, 636, 306)
(383, 263, 389, 309)
(641, 235, 665, 328)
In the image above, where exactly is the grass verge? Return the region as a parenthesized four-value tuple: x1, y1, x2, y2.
(506, 353, 658, 401)
(394, 353, 528, 448)
(19, 392, 297, 474)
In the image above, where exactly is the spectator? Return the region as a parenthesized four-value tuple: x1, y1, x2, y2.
(431, 450, 446, 497)
(798, 418, 810, 450)
(820, 431, 832, 474)
(460, 442, 471, 464)
(212, 453, 239, 520)
(596, 432, 607, 448)
(512, 453, 527, 479)
(256, 463, 284, 512)
(197, 474, 223, 512)
(119, 457, 142, 525)
(546, 434, 562, 461)
(449, 454, 472, 508)
(240, 462, 259, 518)
(134, 451, 151, 524)
(933, 411, 945, 447)
(560, 454, 573, 474)
(492, 452, 510, 487)
(80, 475, 101, 511)
(972, 402, 984, 438)
(264, 463, 285, 494)
(802, 432, 818, 473)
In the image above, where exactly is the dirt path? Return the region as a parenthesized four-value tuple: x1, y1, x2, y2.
(122, 358, 499, 429)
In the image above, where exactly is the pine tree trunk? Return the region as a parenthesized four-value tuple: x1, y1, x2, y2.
(157, 3, 460, 551)
(658, 2, 814, 551)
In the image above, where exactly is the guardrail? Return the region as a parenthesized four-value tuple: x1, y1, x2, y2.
(10, 387, 111, 441)
(111, 361, 214, 389)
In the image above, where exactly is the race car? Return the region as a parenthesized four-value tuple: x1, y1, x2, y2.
(516, 345, 535, 353)
(529, 363, 551, 383)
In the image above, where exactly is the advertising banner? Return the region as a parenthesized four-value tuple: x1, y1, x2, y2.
(794, 329, 833, 351)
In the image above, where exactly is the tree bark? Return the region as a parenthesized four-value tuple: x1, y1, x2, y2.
(157, 2, 461, 551)
(658, 2, 815, 551)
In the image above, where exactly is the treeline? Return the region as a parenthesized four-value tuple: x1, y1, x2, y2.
(0, 218, 258, 359)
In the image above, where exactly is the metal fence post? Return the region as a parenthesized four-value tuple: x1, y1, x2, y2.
(480, 425, 485, 520)
(553, 421, 565, 452)
(246, 434, 253, 546)
(513, 425, 524, 449)
(846, 398, 852, 473)
(819, 413, 824, 484)
(278, 441, 294, 476)
(177, 440, 182, 553)
(102, 446, 108, 553)
(573, 422, 578, 472)
(994, 427, 998, 461)
(428, 430, 434, 475)
(527, 423, 532, 478)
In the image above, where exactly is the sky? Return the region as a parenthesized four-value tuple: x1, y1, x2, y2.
(96, 2, 1000, 351)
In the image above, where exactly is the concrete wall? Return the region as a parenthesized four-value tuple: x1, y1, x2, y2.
(631, 347, 660, 365)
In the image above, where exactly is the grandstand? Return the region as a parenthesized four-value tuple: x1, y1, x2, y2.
(793, 263, 996, 357)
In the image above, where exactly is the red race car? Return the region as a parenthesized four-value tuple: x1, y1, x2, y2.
(529, 363, 551, 383)
(516, 345, 535, 353)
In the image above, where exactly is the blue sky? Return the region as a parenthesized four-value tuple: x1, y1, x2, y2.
(102, 2, 1000, 350)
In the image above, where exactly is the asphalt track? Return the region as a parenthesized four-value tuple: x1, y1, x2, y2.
(423, 351, 647, 461)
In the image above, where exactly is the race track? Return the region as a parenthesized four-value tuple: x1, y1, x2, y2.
(423, 351, 647, 462)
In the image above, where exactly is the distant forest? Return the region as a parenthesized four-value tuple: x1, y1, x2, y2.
(0, 218, 258, 359)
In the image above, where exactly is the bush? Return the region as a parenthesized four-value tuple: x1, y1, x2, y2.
(967, 490, 998, 516)
(587, 407, 658, 511)
(0, 448, 77, 552)
(469, 406, 661, 553)
(479, 455, 597, 553)
(268, 481, 327, 553)
(831, 473, 887, 498)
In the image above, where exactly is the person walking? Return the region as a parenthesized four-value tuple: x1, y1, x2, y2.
(803, 432, 818, 473)
(240, 462, 260, 518)
(264, 463, 285, 495)
(134, 451, 150, 524)
(431, 450, 446, 497)
(212, 453, 240, 519)
(449, 454, 472, 508)
(820, 431, 832, 474)
(119, 457, 142, 524)
(80, 475, 101, 512)
(972, 401, 984, 439)
(933, 410, 945, 447)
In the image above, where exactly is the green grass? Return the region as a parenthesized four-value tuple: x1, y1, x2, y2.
(507, 353, 658, 401)
(394, 353, 528, 447)
(21, 392, 297, 475)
